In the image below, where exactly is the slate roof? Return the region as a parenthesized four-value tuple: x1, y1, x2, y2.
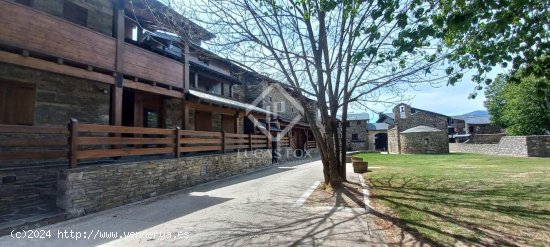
(401, 125, 443, 133)
(188, 89, 273, 115)
(339, 113, 370, 121)
(367, 123, 389, 131)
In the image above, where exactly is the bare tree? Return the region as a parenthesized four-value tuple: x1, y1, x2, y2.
(138, 0, 453, 188)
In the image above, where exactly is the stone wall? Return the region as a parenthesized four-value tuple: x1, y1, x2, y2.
(0, 63, 110, 126)
(212, 112, 222, 132)
(346, 120, 368, 151)
(394, 111, 448, 132)
(164, 98, 183, 129)
(400, 131, 449, 154)
(527, 136, 550, 157)
(0, 165, 66, 215)
(470, 133, 506, 144)
(387, 127, 399, 154)
(449, 135, 550, 157)
(57, 150, 273, 217)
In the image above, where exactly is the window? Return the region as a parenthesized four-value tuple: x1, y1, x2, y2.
(352, 134, 359, 141)
(15, 0, 33, 6)
(345, 122, 350, 127)
(424, 138, 429, 146)
(399, 105, 405, 112)
(291, 107, 294, 112)
(63, 1, 88, 27)
(143, 109, 159, 128)
(356, 121, 361, 125)
(268, 97, 272, 102)
(0, 80, 35, 125)
(275, 101, 285, 112)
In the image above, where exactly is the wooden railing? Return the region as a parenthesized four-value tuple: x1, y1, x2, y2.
(279, 136, 290, 147)
(68, 120, 270, 167)
(0, 124, 69, 163)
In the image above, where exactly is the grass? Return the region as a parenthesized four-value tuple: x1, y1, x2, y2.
(357, 153, 550, 246)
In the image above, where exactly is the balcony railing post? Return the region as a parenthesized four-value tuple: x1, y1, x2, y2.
(68, 118, 79, 168)
(175, 127, 181, 158)
(248, 133, 252, 150)
(222, 131, 226, 153)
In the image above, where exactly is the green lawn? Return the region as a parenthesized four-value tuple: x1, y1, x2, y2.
(357, 153, 550, 246)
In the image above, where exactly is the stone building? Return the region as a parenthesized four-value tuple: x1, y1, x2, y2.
(341, 113, 370, 151)
(0, 0, 320, 232)
(242, 77, 316, 153)
(367, 123, 389, 151)
(387, 103, 449, 154)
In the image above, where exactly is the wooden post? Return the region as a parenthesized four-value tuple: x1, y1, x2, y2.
(111, 0, 125, 126)
(183, 43, 190, 93)
(68, 118, 79, 168)
(248, 133, 252, 150)
(175, 127, 181, 158)
(221, 131, 227, 153)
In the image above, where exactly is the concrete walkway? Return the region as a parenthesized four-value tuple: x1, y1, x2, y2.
(0, 159, 385, 246)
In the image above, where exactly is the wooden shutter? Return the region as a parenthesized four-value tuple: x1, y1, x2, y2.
(0, 80, 36, 125)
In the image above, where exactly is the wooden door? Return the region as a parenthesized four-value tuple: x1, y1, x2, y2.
(195, 111, 212, 131)
(133, 91, 163, 128)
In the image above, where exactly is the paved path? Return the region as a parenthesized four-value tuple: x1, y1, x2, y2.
(1, 159, 385, 246)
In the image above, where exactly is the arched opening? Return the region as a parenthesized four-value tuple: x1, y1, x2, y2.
(374, 133, 388, 151)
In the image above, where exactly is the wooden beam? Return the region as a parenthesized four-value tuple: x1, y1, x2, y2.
(186, 101, 237, 115)
(183, 43, 190, 93)
(123, 79, 183, 98)
(111, 0, 125, 126)
(0, 50, 114, 85)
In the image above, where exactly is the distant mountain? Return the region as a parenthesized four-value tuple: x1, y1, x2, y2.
(453, 110, 491, 124)
(458, 110, 488, 118)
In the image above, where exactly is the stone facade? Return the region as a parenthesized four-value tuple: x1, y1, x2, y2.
(57, 150, 273, 217)
(164, 98, 183, 129)
(0, 165, 65, 215)
(212, 112, 222, 132)
(388, 103, 449, 154)
(449, 135, 550, 157)
(387, 126, 399, 154)
(392, 104, 448, 131)
(346, 120, 369, 151)
(0, 63, 110, 126)
(400, 131, 449, 154)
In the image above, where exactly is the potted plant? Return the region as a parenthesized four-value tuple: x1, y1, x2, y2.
(352, 157, 369, 173)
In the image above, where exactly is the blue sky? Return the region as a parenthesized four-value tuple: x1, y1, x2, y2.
(359, 81, 488, 120)
(355, 67, 508, 121)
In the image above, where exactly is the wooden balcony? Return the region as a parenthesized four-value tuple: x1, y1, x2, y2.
(0, 0, 186, 91)
(0, 0, 116, 70)
(123, 44, 184, 89)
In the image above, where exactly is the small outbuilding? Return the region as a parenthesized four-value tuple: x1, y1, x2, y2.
(400, 125, 449, 154)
